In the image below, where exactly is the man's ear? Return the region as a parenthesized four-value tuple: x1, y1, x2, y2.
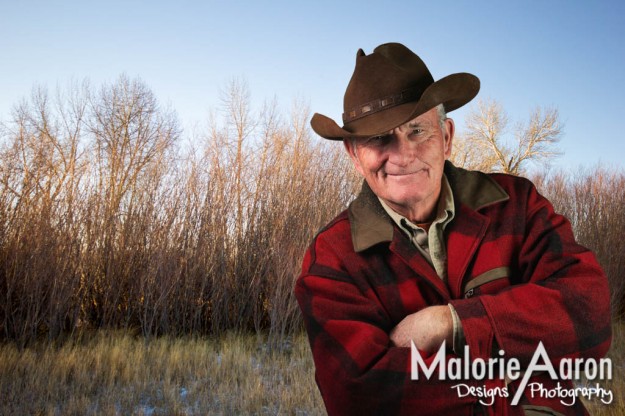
(443, 118, 455, 159)
(343, 139, 365, 176)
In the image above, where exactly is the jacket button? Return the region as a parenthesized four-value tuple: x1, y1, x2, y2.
(465, 289, 474, 298)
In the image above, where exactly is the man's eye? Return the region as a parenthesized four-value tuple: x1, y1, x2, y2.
(366, 135, 389, 145)
(410, 128, 424, 136)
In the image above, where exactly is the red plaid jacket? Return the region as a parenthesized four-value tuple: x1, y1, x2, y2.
(295, 162, 611, 416)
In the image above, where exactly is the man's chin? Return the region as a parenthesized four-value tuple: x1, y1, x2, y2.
(383, 188, 429, 205)
(382, 194, 428, 210)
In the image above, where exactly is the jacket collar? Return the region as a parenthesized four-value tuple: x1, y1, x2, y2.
(347, 161, 510, 252)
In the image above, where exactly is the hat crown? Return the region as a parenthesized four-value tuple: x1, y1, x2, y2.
(343, 43, 434, 123)
(310, 42, 479, 140)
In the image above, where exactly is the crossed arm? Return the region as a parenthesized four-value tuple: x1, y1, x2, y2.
(389, 305, 453, 353)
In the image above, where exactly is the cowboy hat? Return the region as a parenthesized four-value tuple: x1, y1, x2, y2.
(310, 43, 480, 140)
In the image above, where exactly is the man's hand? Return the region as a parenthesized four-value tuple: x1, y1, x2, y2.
(389, 305, 453, 354)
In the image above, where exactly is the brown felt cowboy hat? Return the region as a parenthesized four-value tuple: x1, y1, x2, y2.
(311, 43, 480, 140)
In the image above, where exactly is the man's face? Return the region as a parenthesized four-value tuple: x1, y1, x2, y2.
(344, 107, 454, 221)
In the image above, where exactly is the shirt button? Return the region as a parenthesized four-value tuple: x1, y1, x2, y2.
(465, 289, 474, 298)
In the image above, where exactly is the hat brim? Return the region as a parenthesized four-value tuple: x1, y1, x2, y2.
(311, 72, 480, 141)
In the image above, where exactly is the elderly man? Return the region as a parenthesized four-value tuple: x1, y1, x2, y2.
(295, 43, 611, 415)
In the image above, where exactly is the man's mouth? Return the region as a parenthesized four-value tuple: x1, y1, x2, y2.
(385, 169, 425, 177)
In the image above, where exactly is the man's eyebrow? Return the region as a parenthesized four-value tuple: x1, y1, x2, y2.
(407, 120, 431, 128)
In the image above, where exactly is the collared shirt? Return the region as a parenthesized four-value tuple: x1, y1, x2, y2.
(378, 174, 455, 280)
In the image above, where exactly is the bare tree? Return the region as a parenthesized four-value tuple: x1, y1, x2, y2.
(452, 99, 563, 175)
(0, 75, 361, 344)
(84, 74, 180, 327)
(9, 76, 625, 347)
(0, 83, 88, 345)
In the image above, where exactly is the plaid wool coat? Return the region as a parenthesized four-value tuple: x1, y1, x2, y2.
(295, 162, 611, 416)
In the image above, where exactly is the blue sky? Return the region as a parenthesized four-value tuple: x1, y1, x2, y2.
(1, 1, 624, 171)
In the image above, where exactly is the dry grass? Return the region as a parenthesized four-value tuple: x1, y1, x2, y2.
(1, 325, 622, 415)
(0, 330, 324, 415)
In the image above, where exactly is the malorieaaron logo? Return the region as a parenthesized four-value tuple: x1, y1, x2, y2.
(411, 341, 613, 406)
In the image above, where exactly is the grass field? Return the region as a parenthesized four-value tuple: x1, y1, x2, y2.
(0, 331, 324, 415)
(0, 324, 622, 415)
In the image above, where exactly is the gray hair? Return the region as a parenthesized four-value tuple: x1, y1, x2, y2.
(436, 103, 447, 130)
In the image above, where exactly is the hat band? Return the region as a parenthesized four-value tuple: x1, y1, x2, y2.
(342, 87, 420, 124)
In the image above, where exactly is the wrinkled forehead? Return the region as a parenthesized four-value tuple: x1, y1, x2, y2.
(400, 111, 439, 129)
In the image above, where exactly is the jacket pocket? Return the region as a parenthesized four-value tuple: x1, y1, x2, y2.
(463, 267, 510, 298)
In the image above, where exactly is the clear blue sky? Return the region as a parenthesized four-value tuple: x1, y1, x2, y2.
(1, 0, 624, 171)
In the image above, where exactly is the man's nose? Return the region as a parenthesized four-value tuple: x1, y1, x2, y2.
(387, 132, 416, 166)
